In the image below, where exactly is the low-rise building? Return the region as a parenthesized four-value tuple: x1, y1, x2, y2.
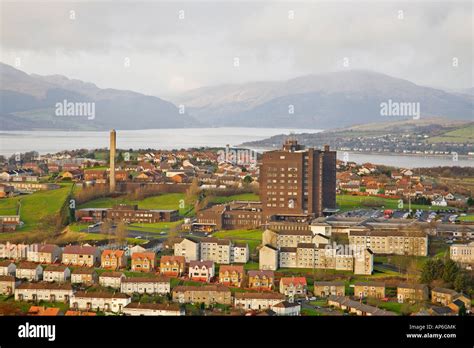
(174, 237, 200, 262)
(397, 283, 429, 303)
(27, 306, 61, 316)
(70, 292, 130, 313)
(16, 262, 43, 281)
(234, 292, 286, 311)
(272, 301, 301, 316)
(172, 285, 232, 306)
(232, 243, 250, 264)
(27, 244, 62, 264)
(279, 277, 307, 297)
(200, 238, 232, 264)
(219, 265, 245, 287)
(0, 260, 16, 276)
(62, 245, 100, 267)
(123, 302, 184, 316)
(450, 242, 474, 267)
(131, 252, 156, 272)
(188, 261, 215, 282)
(247, 270, 274, 291)
(354, 282, 386, 299)
(313, 281, 345, 297)
(160, 256, 185, 277)
(71, 268, 98, 285)
(43, 265, 71, 283)
(431, 288, 471, 312)
(121, 277, 170, 295)
(259, 245, 279, 271)
(0, 275, 16, 295)
(99, 272, 126, 289)
(328, 295, 396, 316)
(15, 282, 73, 302)
(101, 249, 127, 270)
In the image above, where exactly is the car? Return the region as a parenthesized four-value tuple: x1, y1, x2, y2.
(136, 236, 142, 239)
(160, 231, 166, 235)
(309, 297, 316, 301)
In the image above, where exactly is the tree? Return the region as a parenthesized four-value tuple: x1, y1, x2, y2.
(453, 273, 467, 293)
(467, 197, 474, 207)
(115, 222, 128, 245)
(442, 259, 459, 284)
(101, 220, 113, 236)
(243, 175, 253, 184)
(185, 178, 200, 207)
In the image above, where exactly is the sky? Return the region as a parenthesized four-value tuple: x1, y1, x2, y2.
(0, 0, 472, 98)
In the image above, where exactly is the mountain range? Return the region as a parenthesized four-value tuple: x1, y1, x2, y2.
(1, 62, 472, 131)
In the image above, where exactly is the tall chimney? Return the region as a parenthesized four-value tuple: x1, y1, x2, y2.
(109, 129, 116, 192)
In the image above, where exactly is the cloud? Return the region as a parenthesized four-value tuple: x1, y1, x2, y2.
(0, 1, 472, 96)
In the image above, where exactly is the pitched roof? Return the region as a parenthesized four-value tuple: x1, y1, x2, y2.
(219, 265, 245, 274)
(0, 275, 15, 282)
(354, 282, 385, 287)
(200, 237, 231, 246)
(28, 306, 61, 316)
(189, 260, 214, 268)
(0, 260, 14, 267)
(102, 249, 125, 258)
(132, 252, 156, 260)
(17, 282, 72, 290)
(247, 270, 274, 278)
(314, 281, 345, 287)
(160, 255, 185, 264)
(172, 285, 230, 293)
(124, 302, 180, 311)
(74, 291, 129, 299)
(63, 245, 98, 255)
(72, 267, 96, 275)
(44, 265, 69, 272)
(38, 244, 59, 253)
(17, 262, 42, 270)
(100, 271, 124, 278)
(234, 292, 285, 300)
(122, 276, 169, 283)
(280, 277, 307, 286)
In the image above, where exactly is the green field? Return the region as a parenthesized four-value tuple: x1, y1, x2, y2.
(0, 183, 73, 232)
(78, 193, 190, 215)
(427, 124, 474, 144)
(337, 194, 431, 211)
(213, 229, 262, 240)
(210, 193, 260, 204)
(459, 214, 474, 222)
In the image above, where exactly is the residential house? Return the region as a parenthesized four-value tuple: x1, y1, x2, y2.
(450, 242, 474, 267)
(247, 270, 274, 291)
(121, 276, 170, 295)
(219, 265, 245, 287)
(397, 283, 429, 303)
(234, 292, 286, 311)
(43, 265, 71, 283)
(15, 282, 73, 302)
(172, 285, 232, 306)
(99, 272, 126, 289)
(432, 288, 471, 313)
(0, 275, 16, 295)
(16, 262, 43, 281)
(131, 252, 156, 272)
(159, 256, 185, 277)
(101, 249, 127, 270)
(70, 292, 130, 313)
(328, 295, 396, 316)
(188, 260, 215, 282)
(313, 281, 345, 297)
(123, 302, 184, 316)
(0, 260, 16, 276)
(259, 245, 279, 271)
(232, 243, 250, 263)
(62, 245, 100, 267)
(71, 268, 98, 285)
(174, 237, 200, 262)
(27, 244, 62, 264)
(272, 301, 301, 316)
(354, 282, 386, 299)
(279, 277, 307, 297)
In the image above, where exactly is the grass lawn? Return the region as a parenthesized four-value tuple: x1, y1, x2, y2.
(128, 220, 183, 233)
(301, 307, 322, 316)
(336, 194, 431, 211)
(78, 193, 189, 215)
(459, 214, 474, 222)
(0, 183, 73, 231)
(213, 229, 262, 240)
(210, 193, 259, 204)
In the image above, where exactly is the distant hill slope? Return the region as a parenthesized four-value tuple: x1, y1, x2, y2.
(173, 70, 473, 129)
(0, 63, 200, 130)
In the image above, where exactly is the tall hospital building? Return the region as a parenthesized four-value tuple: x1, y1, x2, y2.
(259, 139, 336, 222)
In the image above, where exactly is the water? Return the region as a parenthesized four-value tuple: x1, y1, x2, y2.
(0, 127, 321, 156)
(0, 128, 472, 168)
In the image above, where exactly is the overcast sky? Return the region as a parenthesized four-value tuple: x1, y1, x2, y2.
(1, 0, 472, 97)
